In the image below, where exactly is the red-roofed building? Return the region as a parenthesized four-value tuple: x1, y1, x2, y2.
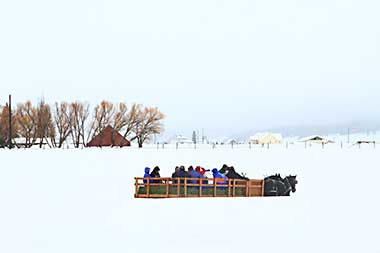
(87, 125, 131, 147)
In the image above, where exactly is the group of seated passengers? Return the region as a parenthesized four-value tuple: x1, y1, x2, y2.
(143, 165, 230, 185)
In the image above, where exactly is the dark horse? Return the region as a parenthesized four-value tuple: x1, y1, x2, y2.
(264, 174, 298, 196)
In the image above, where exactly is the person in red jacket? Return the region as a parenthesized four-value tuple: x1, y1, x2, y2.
(195, 166, 206, 175)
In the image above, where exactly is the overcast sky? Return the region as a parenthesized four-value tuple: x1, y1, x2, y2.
(1, 0, 379, 137)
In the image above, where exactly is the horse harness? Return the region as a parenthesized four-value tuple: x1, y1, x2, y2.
(267, 177, 292, 196)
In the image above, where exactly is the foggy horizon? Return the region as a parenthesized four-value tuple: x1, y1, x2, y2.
(1, 0, 379, 138)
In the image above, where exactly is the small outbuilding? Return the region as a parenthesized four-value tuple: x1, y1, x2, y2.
(87, 125, 131, 147)
(250, 132, 282, 145)
(298, 135, 334, 144)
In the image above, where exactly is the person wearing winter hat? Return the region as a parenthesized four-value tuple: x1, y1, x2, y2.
(150, 166, 161, 183)
(195, 166, 208, 175)
(143, 167, 151, 184)
(212, 168, 228, 187)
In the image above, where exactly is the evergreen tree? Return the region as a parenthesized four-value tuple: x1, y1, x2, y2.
(192, 130, 197, 144)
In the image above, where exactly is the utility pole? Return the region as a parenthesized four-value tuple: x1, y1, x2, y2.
(8, 94, 12, 149)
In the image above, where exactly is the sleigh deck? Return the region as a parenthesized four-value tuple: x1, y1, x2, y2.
(134, 177, 264, 198)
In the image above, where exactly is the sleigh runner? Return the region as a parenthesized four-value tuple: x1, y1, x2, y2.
(134, 177, 265, 198)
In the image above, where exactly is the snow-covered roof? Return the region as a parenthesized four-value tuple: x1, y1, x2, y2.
(250, 132, 283, 140)
(298, 135, 334, 143)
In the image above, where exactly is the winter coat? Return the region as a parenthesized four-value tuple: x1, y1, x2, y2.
(188, 170, 203, 184)
(143, 167, 151, 184)
(195, 166, 207, 175)
(212, 168, 228, 185)
(178, 170, 190, 184)
(150, 168, 161, 183)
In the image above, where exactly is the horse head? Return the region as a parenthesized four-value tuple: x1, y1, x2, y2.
(286, 175, 298, 193)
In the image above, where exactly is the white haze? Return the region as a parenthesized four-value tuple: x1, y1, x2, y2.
(1, 0, 380, 137)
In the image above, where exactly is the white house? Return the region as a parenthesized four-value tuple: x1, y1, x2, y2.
(249, 132, 283, 145)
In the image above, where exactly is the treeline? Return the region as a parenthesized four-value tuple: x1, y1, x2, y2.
(0, 100, 165, 148)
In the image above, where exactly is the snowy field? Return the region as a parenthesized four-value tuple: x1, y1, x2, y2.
(0, 146, 379, 253)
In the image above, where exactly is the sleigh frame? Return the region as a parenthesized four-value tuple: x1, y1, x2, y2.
(134, 177, 264, 198)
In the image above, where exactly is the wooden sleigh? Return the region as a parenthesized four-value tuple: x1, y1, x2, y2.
(134, 177, 264, 198)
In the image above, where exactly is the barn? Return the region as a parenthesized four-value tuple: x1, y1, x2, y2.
(298, 135, 334, 144)
(249, 132, 282, 145)
(87, 125, 131, 147)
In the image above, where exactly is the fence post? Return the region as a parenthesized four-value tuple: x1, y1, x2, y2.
(134, 178, 138, 198)
(286, 142, 288, 149)
(162, 143, 164, 149)
(199, 178, 202, 197)
(166, 179, 169, 197)
(228, 179, 231, 197)
(184, 178, 187, 197)
(177, 178, 180, 197)
(147, 178, 150, 198)
(341, 141, 343, 149)
(157, 143, 159, 149)
(213, 179, 217, 197)
(249, 142, 251, 149)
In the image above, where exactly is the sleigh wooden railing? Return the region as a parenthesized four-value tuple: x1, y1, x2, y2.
(134, 177, 264, 198)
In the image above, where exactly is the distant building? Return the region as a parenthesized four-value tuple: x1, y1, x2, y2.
(87, 125, 131, 147)
(250, 132, 282, 145)
(298, 135, 334, 144)
(167, 134, 193, 144)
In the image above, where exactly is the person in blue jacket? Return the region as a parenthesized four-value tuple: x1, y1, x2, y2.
(212, 168, 228, 187)
(143, 167, 151, 184)
(188, 166, 202, 185)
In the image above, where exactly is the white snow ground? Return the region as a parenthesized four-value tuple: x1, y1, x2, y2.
(0, 146, 379, 253)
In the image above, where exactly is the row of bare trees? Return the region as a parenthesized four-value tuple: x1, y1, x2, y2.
(0, 100, 165, 148)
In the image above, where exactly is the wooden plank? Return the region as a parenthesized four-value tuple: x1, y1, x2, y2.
(184, 179, 187, 197)
(135, 178, 138, 198)
(166, 179, 169, 198)
(213, 179, 216, 197)
(177, 178, 180, 197)
(232, 180, 236, 197)
(147, 178, 150, 198)
(199, 179, 202, 197)
(227, 180, 231, 197)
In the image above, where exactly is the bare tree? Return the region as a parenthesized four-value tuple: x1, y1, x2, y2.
(122, 103, 142, 140)
(0, 103, 19, 146)
(112, 102, 129, 132)
(70, 101, 89, 148)
(36, 99, 54, 148)
(87, 100, 115, 143)
(133, 106, 165, 148)
(53, 102, 72, 148)
(15, 101, 38, 148)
